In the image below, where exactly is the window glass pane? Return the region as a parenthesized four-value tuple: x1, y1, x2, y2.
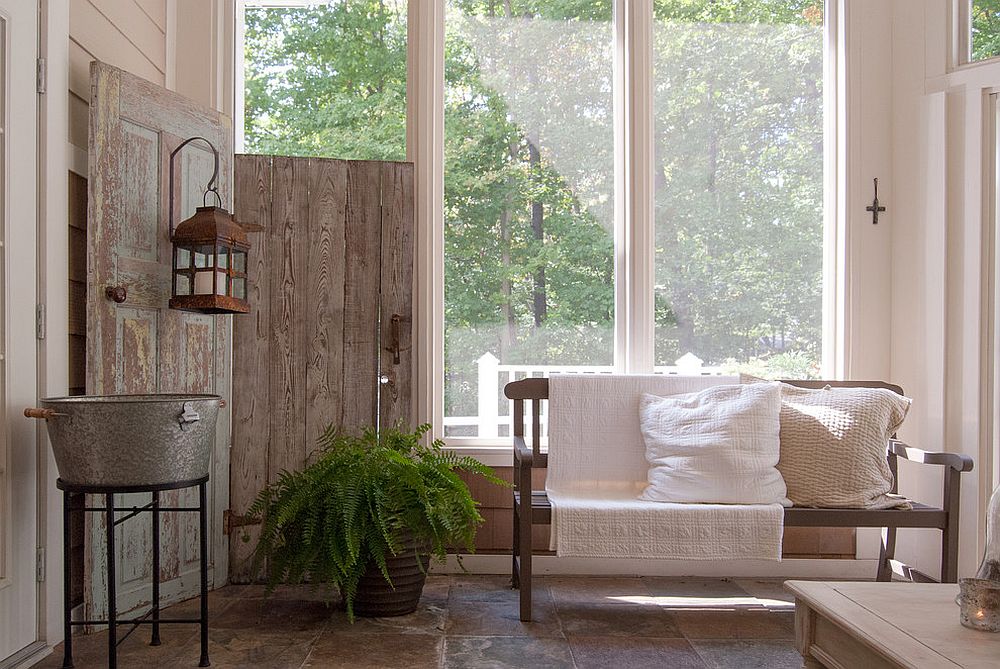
(242, 1, 407, 160)
(653, 0, 825, 379)
(972, 0, 1000, 62)
(444, 1, 615, 437)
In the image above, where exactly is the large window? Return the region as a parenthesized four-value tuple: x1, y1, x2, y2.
(443, 3, 615, 437)
(237, 1, 834, 445)
(652, 1, 825, 378)
(240, 0, 407, 159)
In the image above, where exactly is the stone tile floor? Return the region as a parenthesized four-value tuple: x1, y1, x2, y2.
(35, 575, 806, 668)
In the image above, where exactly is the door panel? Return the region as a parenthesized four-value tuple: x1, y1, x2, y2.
(87, 61, 232, 620)
(0, 0, 38, 660)
(229, 155, 413, 582)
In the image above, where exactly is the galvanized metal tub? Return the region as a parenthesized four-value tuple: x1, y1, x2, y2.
(26, 394, 222, 488)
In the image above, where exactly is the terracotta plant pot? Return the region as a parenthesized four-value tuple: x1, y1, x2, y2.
(352, 533, 430, 617)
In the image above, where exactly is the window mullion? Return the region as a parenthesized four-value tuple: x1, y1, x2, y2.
(616, 0, 655, 374)
(408, 0, 445, 438)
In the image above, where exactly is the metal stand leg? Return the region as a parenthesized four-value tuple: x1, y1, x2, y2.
(198, 482, 210, 667)
(151, 491, 161, 646)
(62, 491, 74, 669)
(106, 493, 117, 669)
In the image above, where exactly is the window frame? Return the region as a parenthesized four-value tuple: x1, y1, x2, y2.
(232, 1, 842, 462)
(954, 0, 1000, 69)
(416, 1, 841, 458)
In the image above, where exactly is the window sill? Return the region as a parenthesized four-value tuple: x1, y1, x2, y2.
(443, 440, 514, 467)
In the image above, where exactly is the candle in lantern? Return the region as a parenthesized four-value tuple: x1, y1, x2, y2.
(193, 271, 227, 296)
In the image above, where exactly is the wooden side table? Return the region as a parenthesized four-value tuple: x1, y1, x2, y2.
(786, 581, 1000, 669)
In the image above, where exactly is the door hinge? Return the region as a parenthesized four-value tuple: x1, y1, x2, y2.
(36, 304, 46, 340)
(222, 509, 260, 536)
(36, 547, 45, 582)
(36, 57, 46, 94)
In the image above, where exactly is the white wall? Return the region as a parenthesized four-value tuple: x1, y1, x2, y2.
(889, 0, 995, 578)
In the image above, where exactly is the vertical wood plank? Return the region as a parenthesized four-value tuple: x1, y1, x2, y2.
(379, 162, 415, 430)
(305, 158, 348, 448)
(230, 154, 272, 583)
(341, 161, 383, 433)
(268, 156, 309, 479)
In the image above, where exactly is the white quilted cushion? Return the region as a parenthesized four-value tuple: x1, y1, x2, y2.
(778, 384, 911, 509)
(639, 383, 790, 505)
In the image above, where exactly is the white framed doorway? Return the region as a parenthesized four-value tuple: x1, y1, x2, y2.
(0, 0, 39, 663)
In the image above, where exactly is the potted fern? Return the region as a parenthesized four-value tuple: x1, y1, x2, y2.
(246, 423, 504, 619)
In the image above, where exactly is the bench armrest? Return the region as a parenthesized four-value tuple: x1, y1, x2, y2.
(889, 440, 974, 473)
(514, 435, 534, 467)
(513, 436, 548, 469)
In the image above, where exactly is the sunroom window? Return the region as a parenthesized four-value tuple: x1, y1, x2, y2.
(969, 0, 1000, 63)
(652, 1, 826, 379)
(443, 3, 615, 438)
(236, 1, 833, 445)
(240, 0, 407, 159)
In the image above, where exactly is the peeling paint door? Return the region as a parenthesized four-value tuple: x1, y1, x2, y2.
(87, 61, 232, 620)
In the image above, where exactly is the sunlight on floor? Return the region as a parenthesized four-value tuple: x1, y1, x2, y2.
(605, 594, 795, 610)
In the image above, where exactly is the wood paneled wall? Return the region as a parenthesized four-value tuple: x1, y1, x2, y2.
(229, 155, 414, 583)
(69, 0, 168, 152)
(462, 469, 855, 559)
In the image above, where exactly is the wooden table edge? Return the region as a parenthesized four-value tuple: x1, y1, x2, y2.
(785, 581, 961, 669)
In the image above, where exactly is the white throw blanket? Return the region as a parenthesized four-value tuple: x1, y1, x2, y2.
(546, 374, 785, 560)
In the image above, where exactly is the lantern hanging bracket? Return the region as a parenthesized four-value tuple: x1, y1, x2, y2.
(168, 136, 222, 238)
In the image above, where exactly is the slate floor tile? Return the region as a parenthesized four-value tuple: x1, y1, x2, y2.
(672, 609, 795, 640)
(445, 599, 563, 638)
(568, 636, 708, 669)
(305, 629, 443, 668)
(444, 636, 575, 669)
(555, 601, 684, 638)
(689, 639, 803, 669)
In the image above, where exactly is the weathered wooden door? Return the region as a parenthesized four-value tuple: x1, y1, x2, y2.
(87, 61, 232, 618)
(228, 155, 413, 581)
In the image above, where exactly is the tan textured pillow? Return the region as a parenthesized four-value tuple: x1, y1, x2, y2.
(778, 384, 911, 509)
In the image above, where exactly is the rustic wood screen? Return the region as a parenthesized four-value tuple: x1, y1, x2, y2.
(229, 155, 414, 582)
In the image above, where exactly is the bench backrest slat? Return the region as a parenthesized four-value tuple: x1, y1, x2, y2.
(503, 377, 906, 475)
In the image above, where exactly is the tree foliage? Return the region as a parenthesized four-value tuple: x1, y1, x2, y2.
(973, 0, 1000, 62)
(243, 0, 827, 426)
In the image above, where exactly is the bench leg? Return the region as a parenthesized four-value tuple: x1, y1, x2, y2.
(877, 526, 896, 582)
(511, 503, 520, 590)
(941, 467, 961, 583)
(518, 501, 533, 622)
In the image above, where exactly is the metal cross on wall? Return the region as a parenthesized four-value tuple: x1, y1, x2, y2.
(866, 177, 886, 225)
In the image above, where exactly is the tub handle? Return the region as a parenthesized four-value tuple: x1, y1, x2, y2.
(24, 408, 67, 420)
(178, 402, 200, 430)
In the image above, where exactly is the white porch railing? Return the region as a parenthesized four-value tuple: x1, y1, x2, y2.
(444, 352, 727, 438)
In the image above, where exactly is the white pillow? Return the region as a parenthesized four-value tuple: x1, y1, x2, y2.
(639, 383, 789, 505)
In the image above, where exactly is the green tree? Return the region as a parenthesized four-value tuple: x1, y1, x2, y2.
(243, 0, 828, 430)
(973, 0, 1000, 62)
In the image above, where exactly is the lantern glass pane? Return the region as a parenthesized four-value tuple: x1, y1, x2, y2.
(194, 245, 215, 269)
(232, 277, 247, 301)
(233, 250, 247, 273)
(193, 269, 226, 295)
(176, 247, 192, 269)
(217, 246, 229, 270)
(175, 272, 192, 296)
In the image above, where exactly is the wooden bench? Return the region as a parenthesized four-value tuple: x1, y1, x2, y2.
(506, 378, 975, 622)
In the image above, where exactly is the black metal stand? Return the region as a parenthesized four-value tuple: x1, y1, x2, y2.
(58, 476, 211, 669)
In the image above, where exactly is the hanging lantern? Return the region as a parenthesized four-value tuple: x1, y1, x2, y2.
(168, 137, 250, 314)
